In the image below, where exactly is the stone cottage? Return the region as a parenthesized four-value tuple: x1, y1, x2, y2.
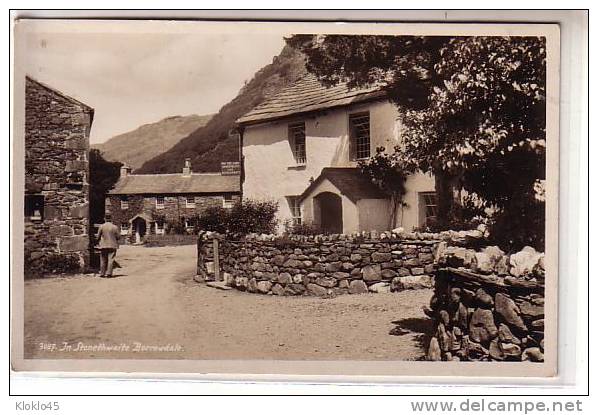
(106, 160, 241, 243)
(24, 76, 94, 274)
(235, 74, 436, 234)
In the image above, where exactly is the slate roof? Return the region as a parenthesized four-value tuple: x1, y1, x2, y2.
(109, 173, 240, 195)
(299, 167, 388, 203)
(236, 73, 386, 125)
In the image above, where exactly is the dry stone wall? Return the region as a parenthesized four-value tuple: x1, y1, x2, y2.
(427, 245, 545, 362)
(217, 233, 442, 297)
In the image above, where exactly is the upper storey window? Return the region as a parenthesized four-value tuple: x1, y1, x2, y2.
(349, 112, 371, 160)
(288, 122, 306, 165)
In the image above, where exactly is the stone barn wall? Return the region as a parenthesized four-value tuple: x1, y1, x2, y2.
(24, 77, 93, 276)
(427, 245, 545, 362)
(217, 233, 443, 296)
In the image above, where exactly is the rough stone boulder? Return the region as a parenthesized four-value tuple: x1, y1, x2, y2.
(473, 246, 505, 274)
(256, 280, 272, 294)
(489, 338, 522, 360)
(427, 337, 441, 361)
(234, 276, 248, 290)
(325, 261, 342, 272)
(361, 264, 382, 282)
(283, 258, 304, 269)
(452, 302, 469, 329)
(277, 272, 292, 285)
(441, 246, 476, 268)
(495, 293, 527, 332)
(469, 308, 498, 344)
(368, 282, 390, 293)
(247, 278, 258, 293)
(371, 252, 392, 262)
(498, 323, 521, 345)
(272, 255, 285, 266)
(284, 283, 306, 296)
(350, 253, 362, 262)
(306, 283, 328, 297)
(332, 271, 350, 280)
(315, 276, 337, 288)
(475, 288, 494, 308)
(522, 347, 544, 362)
(271, 283, 285, 296)
(348, 280, 368, 294)
(509, 246, 543, 277)
(381, 269, 398, 280)
(392, 275, 434, 291)
(223, 272, 234, 286)
(518, 300, 545, 319)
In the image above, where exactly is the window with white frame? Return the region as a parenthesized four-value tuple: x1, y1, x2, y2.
(120, 222, 130, 235)
(287, 196, 302, 226)
(156, 196, 165, 209)
(288, 122, 306, 165)
(223, 194, 234, 209)
(120, 196, 128, 210)
(155, 221, 165, 234)
(185, 217, 195, 230)
(419, 192, 438, 226)
(349, 112, 371, 160)
(186, 196, 195, 208)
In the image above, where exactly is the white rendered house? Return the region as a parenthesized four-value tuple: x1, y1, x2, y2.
(236, 74, 436, 234)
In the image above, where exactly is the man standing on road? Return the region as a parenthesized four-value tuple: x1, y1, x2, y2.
(96, 213, 120, 278)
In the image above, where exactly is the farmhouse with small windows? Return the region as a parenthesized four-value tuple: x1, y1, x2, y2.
(235, 74, 436, 234)
(24, 76, 94, 274)
(106, 159, 241, 243)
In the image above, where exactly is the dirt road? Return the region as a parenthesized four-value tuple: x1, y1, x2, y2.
(24, 244, 432, 360)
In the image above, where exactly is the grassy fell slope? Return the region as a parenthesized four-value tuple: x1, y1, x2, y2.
(137, 45, 306, 173)
(93, 114, 213, 171)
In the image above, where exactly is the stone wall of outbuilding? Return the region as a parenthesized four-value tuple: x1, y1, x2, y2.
(24, 77, 93, 276)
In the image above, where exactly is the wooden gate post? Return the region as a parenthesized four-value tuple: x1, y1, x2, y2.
(196, 237, 202, 276)
(213, 238, 220, 281)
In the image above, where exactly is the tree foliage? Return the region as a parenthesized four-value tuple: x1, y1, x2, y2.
(89, 149, 122, 225)
(287, 35, 546, 251)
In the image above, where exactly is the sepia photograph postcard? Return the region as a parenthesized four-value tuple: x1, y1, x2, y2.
(11, 17, 560, 380)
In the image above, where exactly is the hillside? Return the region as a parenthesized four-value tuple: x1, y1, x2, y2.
(137, 44, 307, 173)
(93, 114, 213, 171)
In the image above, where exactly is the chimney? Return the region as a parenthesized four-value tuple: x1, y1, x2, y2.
(182, 158, 192, 177)
(120, 165, 132, 177)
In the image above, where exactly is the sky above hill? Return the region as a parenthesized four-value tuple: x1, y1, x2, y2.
(22, 23, 286, 144)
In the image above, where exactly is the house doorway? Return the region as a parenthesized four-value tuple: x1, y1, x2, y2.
(131, 216, 147, 244)
(314, 192, 343, 234)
